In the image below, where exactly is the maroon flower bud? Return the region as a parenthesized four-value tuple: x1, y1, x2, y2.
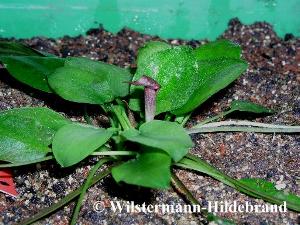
(130, 75, 160, 122)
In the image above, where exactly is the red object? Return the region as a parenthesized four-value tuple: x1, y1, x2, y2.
(0, 169, 18, 197)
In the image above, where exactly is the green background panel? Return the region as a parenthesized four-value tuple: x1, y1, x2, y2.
(0, 0, 299, 40)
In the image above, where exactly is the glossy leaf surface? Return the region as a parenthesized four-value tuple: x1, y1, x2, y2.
(112, 151, 171, 189)
(48, 57, 132, 104)
(130, 40, 247, 116)
(0, 107, 70, 163)
(0, 56, 64, 92)
(0, 41, 43, 57)
(52, 123, 113, 167)
(131, 44, 200, 115)
(173, 40, 248, 115)
(122, 120, 193, 162)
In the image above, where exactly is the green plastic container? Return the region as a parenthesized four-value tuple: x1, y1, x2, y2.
(0, 0, 299, 40)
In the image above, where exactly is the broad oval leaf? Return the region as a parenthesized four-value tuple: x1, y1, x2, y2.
(131, 44, 201, 115)
(172, 59, 248, 115)
(0, 56, 64, 92)
(230, 100, 275, 114)
(48, 57, 132, 104)
(172, 40, 247, 115)
(136, 41, 171, 69)
(129, 41, 170, 113)
(112, 151, 171, 189)
(193, 40, 242, 60)
(0, 107, 70, 163)
(0, 41, 44, 57)
(52, 123, 114, 167)
(121, 120, 193, 162)
(130, 40, 247, 116)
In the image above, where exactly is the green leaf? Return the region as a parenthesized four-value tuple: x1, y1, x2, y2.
(131, 44, 201, 115)
(239, 178, 300, 208)
(191, 100, 275, 126)
(130, 40, 247, 116)
(230, 100, 275, 114)
(121, 120, 193, 162)
(112, 151, 171, 189)
(71, 158, 111, 225)
(136, 41, 171, 69)
(176, 154, 300, 212)
(172, 59, 247, 115)
(188, 120, 300, 134)
(0, 107, 70, 163)
(194, 40, 242, 60)
(130, 42, 170, 108)
(52, 123, 114, 167)
(129, 41, 170, 113)
(110, 104, 133, 130)
(173, 40, 247, 115)
(128, 98, 143, 113)
(0, 56, 64, 92)
(48, 57, 132, 104)
(0, 41, 44, 56)
(177, 157, 230, 186)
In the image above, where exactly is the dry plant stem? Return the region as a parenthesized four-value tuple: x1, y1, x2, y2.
(171, 173, 200, 205)
(171, 173, 207, 224)
(187, 120, 300, 134)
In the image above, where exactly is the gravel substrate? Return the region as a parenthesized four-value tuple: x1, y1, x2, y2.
(0, 18, 299, 225)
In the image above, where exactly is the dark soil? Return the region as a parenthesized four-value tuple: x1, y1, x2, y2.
(0, 18, 299, 225)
